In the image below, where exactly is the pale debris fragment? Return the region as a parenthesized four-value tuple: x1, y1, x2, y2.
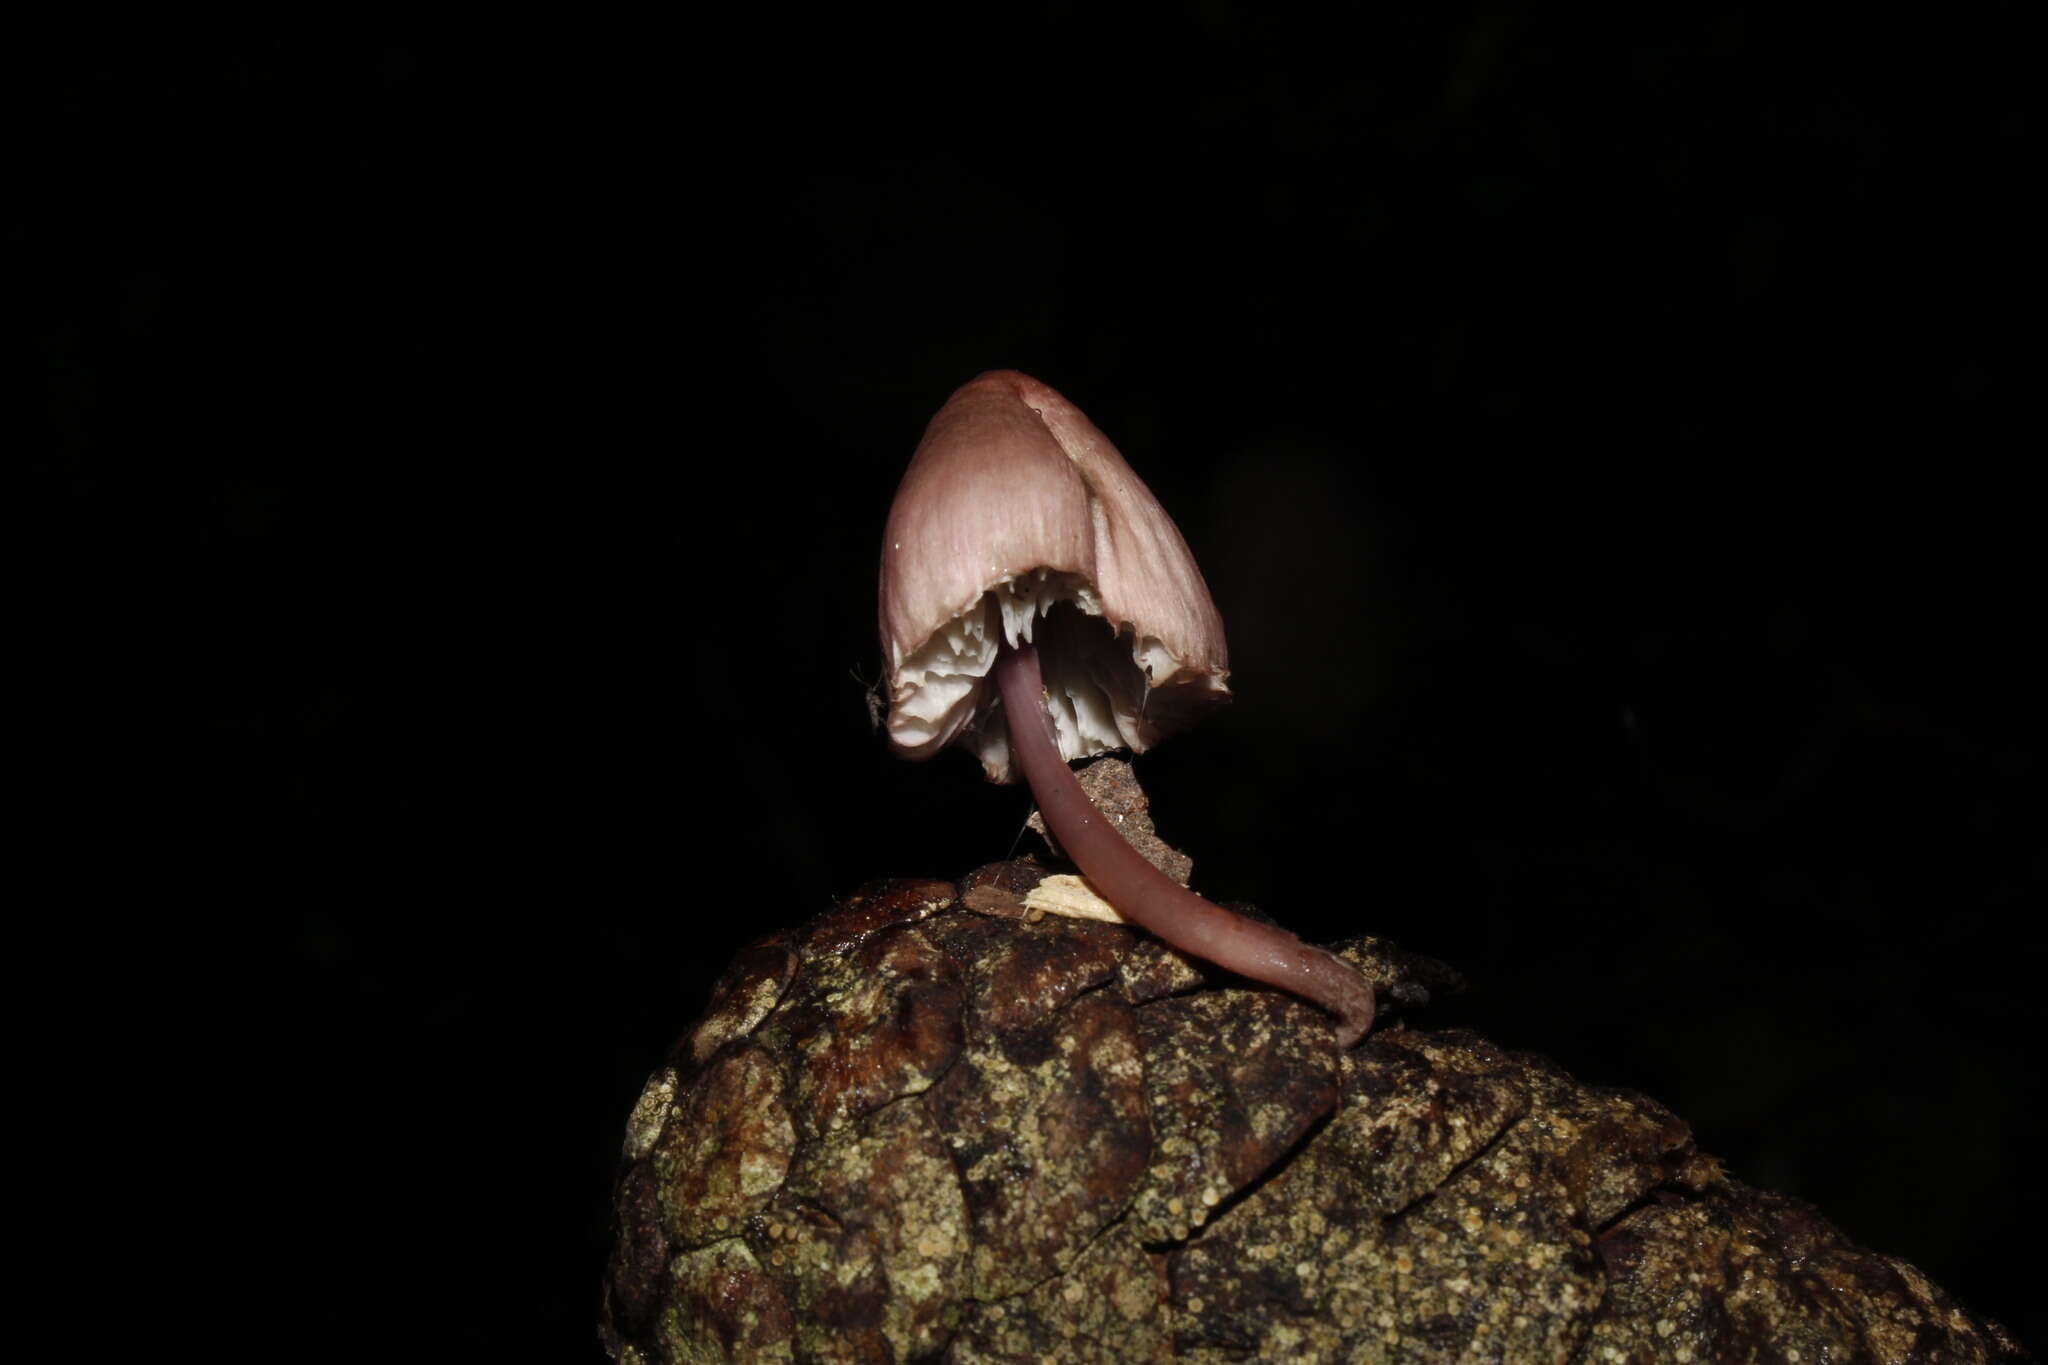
(1022, 873, 1129, 924)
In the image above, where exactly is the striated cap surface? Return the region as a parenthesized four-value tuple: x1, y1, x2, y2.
(878, 371, 1229, 781)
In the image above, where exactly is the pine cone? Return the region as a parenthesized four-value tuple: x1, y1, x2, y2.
(601, 861, 2028, 1363)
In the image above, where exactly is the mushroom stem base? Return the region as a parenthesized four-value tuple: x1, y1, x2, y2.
(994, 642, 1374, 1047)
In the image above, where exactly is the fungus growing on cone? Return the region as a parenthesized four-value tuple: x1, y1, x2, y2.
(879, 371, 1373, 1046)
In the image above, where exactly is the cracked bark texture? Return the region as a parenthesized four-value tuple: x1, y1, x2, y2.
(602, 863, 2027, 1363)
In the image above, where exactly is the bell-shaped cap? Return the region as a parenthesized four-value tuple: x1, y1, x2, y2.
(879, 371, 1230, 781)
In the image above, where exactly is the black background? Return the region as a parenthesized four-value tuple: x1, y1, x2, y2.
(38, 10, 2039, 1358)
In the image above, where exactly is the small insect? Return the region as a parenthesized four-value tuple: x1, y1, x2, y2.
(850, 666, 885, 732)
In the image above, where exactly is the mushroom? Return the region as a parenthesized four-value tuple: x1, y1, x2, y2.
(879, 371, 1375, 1046)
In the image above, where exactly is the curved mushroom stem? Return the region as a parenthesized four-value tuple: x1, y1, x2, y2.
(994, 642, 1375, 1047)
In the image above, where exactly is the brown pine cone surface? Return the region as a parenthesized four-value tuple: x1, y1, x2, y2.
(601, 861, 2028, 1364)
